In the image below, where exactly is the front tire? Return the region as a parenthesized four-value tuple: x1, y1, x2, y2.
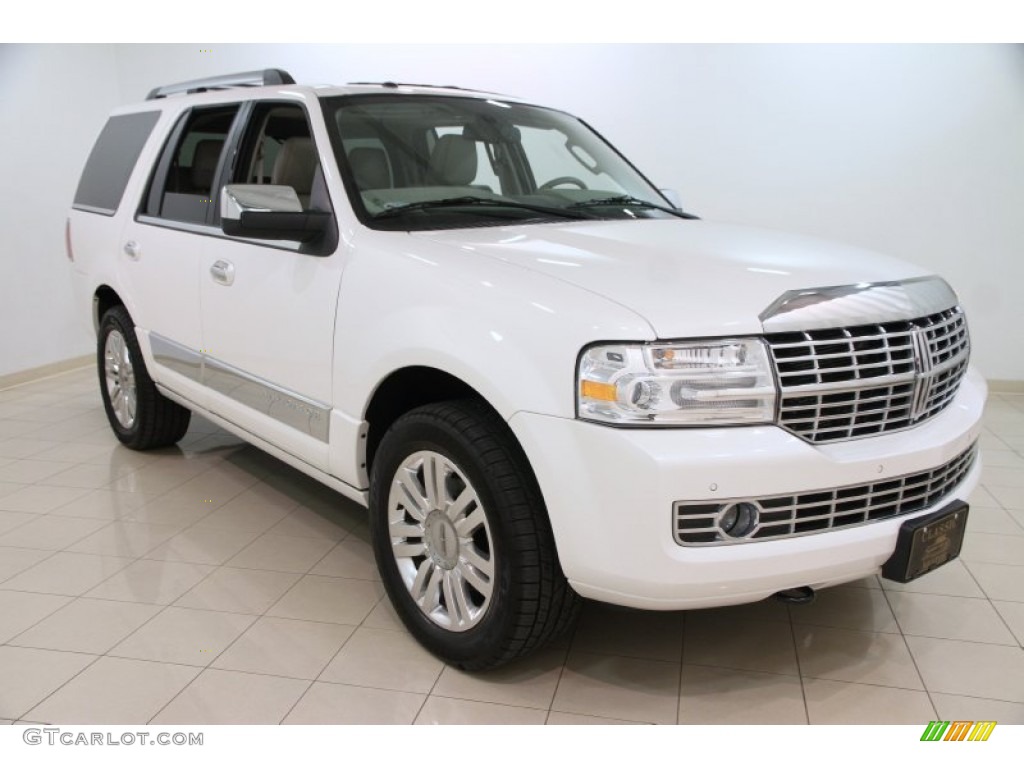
(97, 306, 191, 450)
(369, 399, 579, 670)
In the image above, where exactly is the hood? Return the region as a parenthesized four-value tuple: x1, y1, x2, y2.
(411, 219, 931, 338)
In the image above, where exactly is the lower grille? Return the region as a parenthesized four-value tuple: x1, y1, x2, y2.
(673, 442, 977, 545)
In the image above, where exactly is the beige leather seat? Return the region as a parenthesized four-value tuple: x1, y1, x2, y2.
(272, 137, 318, 207)
(348, 147, 391, 189)
(190, 139, 224, 194)
(428, 135, 477, 186)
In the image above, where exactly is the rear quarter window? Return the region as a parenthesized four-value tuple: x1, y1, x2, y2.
(73, 111, 161, 215)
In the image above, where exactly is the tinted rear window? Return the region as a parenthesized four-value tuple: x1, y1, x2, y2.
(73, 111, 161, 215)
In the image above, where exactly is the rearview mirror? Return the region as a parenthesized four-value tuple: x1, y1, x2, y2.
(220, 184, 330, 243)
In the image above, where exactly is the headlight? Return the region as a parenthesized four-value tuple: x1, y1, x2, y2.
(577, 339, 777, 425)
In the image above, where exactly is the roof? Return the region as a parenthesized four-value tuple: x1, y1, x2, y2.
(143, 69, 515, 103)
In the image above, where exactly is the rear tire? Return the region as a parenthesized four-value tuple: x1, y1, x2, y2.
(97, 306, 191, 450)
(369, 399, 580, 670)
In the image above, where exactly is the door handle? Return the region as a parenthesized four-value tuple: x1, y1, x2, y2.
(123, 241, 141, 260)
(210, 260, 235, 286)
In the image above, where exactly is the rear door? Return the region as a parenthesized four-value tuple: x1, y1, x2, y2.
(123, 103, 242, 407)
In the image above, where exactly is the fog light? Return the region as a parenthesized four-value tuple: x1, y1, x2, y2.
(718, 502, 759, 538)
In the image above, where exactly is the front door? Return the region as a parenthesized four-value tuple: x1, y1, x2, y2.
(198, 101, 344, 470)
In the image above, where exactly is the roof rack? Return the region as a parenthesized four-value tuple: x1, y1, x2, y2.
(348, 81, 476, 92)
(146, 69, 296, 100)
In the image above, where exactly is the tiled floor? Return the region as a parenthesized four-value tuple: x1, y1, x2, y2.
(1, 367, 1023, 725)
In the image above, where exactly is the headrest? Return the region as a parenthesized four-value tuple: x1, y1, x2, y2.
(272, 137, 318, 194)
(428, 134, 477, 186)
(349, 146, 391, 189)
(190, 139, 224, 191)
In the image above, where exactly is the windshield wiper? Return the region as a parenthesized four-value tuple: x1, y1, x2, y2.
(372, 195, 592, 221)
(568, 195, 699, 219)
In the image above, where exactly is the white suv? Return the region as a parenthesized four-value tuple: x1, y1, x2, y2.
(68, 69, 985, 669)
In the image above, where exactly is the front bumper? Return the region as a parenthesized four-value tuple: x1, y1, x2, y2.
(508, 367, 986, 610)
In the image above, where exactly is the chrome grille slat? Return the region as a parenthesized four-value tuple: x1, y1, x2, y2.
(777, 374, 917, 395)
(770, 334, 915, 352)
(780, 402, 909, 419)
(766, 307, 970, 443)
(673, 443, 977, 545)
(776, 361, 912, 376)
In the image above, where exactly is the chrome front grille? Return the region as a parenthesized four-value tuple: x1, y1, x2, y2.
(674, 442, 977, 545)
(766, 307, 969, 443)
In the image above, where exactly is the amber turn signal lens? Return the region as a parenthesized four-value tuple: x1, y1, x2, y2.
(581, 380, 617, 402)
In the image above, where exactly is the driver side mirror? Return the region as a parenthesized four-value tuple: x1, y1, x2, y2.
(221, 184, 330, 243)
(658, 188, 682, 211)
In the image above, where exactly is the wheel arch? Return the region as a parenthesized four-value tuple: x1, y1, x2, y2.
(362, 365, 536, 488)
(93, 284, 126, 334)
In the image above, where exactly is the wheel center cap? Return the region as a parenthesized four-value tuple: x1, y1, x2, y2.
(424, 510, 459, 570)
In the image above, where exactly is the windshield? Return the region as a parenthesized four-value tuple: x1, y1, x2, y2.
(321, 94, 683, 230)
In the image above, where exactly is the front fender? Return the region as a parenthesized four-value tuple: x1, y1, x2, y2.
(332, 230, 655, 424)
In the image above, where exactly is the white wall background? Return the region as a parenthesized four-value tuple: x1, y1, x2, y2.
(0, 45, 121, 377)
(2, 44, 1022, 380)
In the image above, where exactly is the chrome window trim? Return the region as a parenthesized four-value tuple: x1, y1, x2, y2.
(759, 276, 960, 333)
(148, 332, 330, 442)
(135, 214, 305, 252)
(71, 203, 116, 216)
(135, 215, 224, 237)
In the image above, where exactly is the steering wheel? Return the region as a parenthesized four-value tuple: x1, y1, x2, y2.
(538, 176, 588, 191)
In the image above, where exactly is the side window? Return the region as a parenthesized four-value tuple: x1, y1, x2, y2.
(143, 105, 239, 224)
(74, 111, 161, 215)
(232, 103, 324, 211)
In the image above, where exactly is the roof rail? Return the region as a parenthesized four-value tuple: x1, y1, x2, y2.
(146, 69, 296, 100)
(348, 81, 475, 92)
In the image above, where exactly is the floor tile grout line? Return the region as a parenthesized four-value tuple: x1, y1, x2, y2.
(124, 464, 305, 721)
(959, 557, 1004, 599)
(796, 670, 1024, 702)
(881, 583, 1024, 602)
(0, 586, 392, 623)
(988, 605, 1024, 651)
(545, 609, 585, 725)
(0, 514, 117, 552)
(275, 677, 320, 725)
(422, 692, 552, 716)
(0, 591, 75, 646)
(95, 596, 235, 677)
(0, 546, 66, 588)
(681, 660, 804, 679)
(541, 645, 573, 725)
(674, 611, 686, 725)
(547, 709, 652, 726)
(958, 560, 1024, 650)
(156, 503, 374, 725)
(274, 611, 366, 724)
(408, 626, 448, 725)
(145, 665, 206, 726)
(12, 647, 109, 723)
(877, 586, 939, 719)
(783, 602, 812, 726)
